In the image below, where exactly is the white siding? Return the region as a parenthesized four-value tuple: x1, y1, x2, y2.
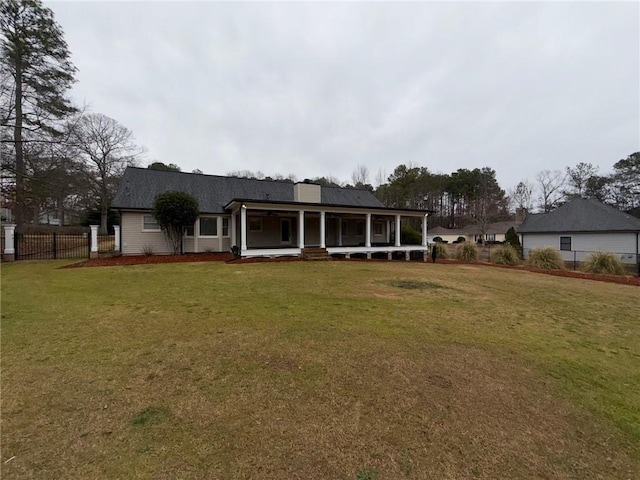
(522, 232, 639, 264)
(121, 211, 171, 255)
(121, 212, 232, 255)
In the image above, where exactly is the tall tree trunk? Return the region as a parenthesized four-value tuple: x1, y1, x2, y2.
(13, 61, 24, 231)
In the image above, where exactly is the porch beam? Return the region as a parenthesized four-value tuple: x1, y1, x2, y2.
(320, 211, 326, 248)
(240, 205, 247, 252)
(365, 213, 371, 248)
(422, 215, 428, 247)
(298, 210, 305, 248)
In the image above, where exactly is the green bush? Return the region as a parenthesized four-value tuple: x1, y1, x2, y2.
(504, 226, 522, 257)
(582, 252, 625, 275)
(527, 247, 564, 270)
(432, 242, 448, 259)
(492, 244, 521, 265)
(432, 236, 443, 243)
(455, 242, 478, 262)
(153, 191, 200, 254)
(454, 236, 466, 244)
(401, 226, 422, 245)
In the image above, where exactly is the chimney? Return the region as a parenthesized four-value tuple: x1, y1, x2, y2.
(515, 207, 528, 225)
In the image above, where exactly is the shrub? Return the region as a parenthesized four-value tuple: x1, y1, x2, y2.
(153, 191, 199, 254)
(432, 242, 448, 259)
(455, 242, 478, 262)
(527, 247, 564, 270)
(141, 244, 155, 256)
(504, 226, 522, 257)
(582, 252, 625, 275)
(492, 244, 521, 265)
(432, 236, 443, 243)
(456, 236, 466, 243)
(401, 226, 422, 245)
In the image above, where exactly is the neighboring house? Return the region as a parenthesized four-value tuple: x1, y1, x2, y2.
(518, 198, 640, 264)
(111, 167, 431, 258)
(427, 220, 518, 244)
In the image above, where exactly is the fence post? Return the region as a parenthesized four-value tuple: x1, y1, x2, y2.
(3, 224, 16, 261)
(90, 225, 99, 259)
(114, 225, 121, 252)
(52, 232, 57, 260)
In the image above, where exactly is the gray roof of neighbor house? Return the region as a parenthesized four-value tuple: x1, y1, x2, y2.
(111, 167, 386, 214)
(518, 198, 640, 233)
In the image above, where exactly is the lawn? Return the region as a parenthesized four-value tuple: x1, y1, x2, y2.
(1, 260, 639, 479)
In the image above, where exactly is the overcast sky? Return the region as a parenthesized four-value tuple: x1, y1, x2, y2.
(49, 0, 639, 189)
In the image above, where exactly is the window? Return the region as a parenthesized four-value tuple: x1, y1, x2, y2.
(222, 218, 229, 237)
(341, 220, 348, 237)
(373, 222, 383, 236)
(185, 224, 195, 237)
(356, 221, 365, 237)
(249, 218, 262, 232)
(200, 217, 218, 236)
(143, 215, 160, 231)
(560, 236, 571, 251)
(485, 234, 496, 242)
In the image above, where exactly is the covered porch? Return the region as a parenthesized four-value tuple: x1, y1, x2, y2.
(225, 200, 430, 259)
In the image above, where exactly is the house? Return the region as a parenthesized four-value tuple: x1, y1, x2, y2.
(111, 167, 431, 258)
(518, 198, 640, 265)
(427, 220, 518, 244)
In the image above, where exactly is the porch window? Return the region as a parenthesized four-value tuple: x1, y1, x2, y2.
(200, 217, 218, 237)
(249, 218, 262, 232)
(560, 236, 571, 251)
(356, 220, 364, 237)
(222, 218, 229, 237)
(142, 215, 160, 231)
(373, 221, 383, 236)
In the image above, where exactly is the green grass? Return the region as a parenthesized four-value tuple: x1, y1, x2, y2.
(1, 260, 639, 479)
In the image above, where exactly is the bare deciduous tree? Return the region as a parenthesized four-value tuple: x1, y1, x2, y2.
(536, 170, 566, 212)
(508, 180, 535, 211)
(70, 113, 144, 232)
(351, 164, 370, 187)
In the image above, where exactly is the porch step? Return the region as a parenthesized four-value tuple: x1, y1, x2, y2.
(301, 247, 330, 261)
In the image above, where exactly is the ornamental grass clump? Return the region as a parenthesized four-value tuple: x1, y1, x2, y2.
(492, 244, 521, 265)
(432, 242, 448, 259)
(582, 252, 625, 275)
(455, 242, 478, 262)
(527, 247, 564, 270)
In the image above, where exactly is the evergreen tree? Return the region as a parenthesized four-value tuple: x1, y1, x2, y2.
(1, 0, 77, 228)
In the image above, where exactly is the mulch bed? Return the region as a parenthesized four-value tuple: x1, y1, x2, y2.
(61, 252, 640, 286)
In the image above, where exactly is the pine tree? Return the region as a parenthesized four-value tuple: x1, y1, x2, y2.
(1, 0, 77, 228)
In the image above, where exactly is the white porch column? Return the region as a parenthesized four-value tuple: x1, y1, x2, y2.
(231, 211, 237, 247)
(194, 218, 199, 253)
(365, 213, 371, 248)
(337, 218, 342, 246)
(320, 211, 326, 248)
(386, 220, 391, 244)
(3, 223, 16, 261)
(113, 225, 121, 252)
(240, 205, 247, 252)
(395, 215, 401, 247)
(298, 210, 305, 248)
(422, 215, 428, 247)
(90, 225, 99, 258)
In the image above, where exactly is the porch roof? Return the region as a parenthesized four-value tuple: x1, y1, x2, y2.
(225, 198, 432, 217)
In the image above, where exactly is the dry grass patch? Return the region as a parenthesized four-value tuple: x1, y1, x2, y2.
(2, 261, 639, 479)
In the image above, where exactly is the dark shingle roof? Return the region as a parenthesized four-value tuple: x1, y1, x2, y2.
(111, 167, 385, 213)
(518, 198, 640, 233)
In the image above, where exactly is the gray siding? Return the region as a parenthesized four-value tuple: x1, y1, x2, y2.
(522, 232, 639, 264)
(121, 212, 171, 255)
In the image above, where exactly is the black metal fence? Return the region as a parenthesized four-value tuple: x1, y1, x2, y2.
(11, 231, 116, 261)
